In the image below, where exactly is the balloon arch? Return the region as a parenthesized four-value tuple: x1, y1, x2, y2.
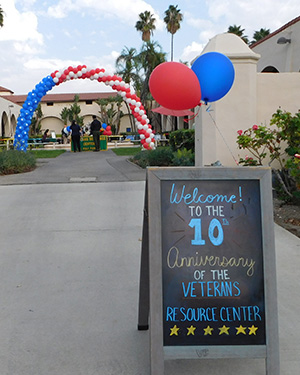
(14, 66, 155, 151)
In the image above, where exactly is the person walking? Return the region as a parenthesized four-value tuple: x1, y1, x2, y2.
(90, 115, 102, 151)
(70, 120, 81, 152)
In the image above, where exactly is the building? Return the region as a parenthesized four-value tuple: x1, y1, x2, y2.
(1, 90, 134, 137)
(2, 15, 300, 150)
(251, 15, 300, 73)
(194, 30, 300, 167)
(0, 86, 21, 138)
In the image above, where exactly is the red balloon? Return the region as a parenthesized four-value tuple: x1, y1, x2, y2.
(149, 62, 201, 110)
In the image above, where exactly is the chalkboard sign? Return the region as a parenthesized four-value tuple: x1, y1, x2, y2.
(162, 178, 265, 347)
(139, 167, 279, 375)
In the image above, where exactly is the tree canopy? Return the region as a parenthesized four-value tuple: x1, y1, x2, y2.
(164, 5, 183, 61)
(227, 24, 249, 44)
(135, 10, 156, 42)
(0, 5, 4, 27)
(228, 24, 271, 45)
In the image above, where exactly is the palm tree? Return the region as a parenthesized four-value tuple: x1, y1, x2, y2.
(30, 103, 43, 135)
(250, 28, 270, 45)
(60, 95, 83, 126)
(115, 46, 141, 90)
(96, 96, 124, 134)
(69, 95, 84, 125)
(0, 5, 4, 27)
(227, 24, 249, 44)
(164, 5, 183, 61)
(60, 107, 69, 125)
(136, 41, 166, 105)
(135, 11, 156, 42)
(115, 46, 143, 132)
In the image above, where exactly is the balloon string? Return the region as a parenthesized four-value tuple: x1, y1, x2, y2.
(183, 110, 200, 123)
(207, 110, 240, 166)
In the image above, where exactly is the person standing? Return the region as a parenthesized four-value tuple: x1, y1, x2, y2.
(70, 120, 81, 152)
(42, 129, 49, 142)
(90, 115, 101, 151)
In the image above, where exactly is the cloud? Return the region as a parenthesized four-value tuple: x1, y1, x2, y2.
(181, 42, 205, 64)
(47, 0, 80, 19)
(0, 0, 43, 46)
(46, 0, 163, 26)
(13, 41, 42, 55)
(204, 0, 300, 37)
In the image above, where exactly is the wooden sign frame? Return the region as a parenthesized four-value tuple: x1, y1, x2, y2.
(138, 166, 279, 375)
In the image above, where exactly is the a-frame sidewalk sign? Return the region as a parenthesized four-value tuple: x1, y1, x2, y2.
(138, 166, 279, 375)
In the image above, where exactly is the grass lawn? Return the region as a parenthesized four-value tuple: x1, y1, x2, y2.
(111, 147, 142, 156)
(29, 149, 66, 158)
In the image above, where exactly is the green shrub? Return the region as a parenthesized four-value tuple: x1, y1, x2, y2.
(132, 147, 174, 168)
(169, 129, 195, 152)
(131, 146, 195, 168)
(236, 109, 300, 203)
(0, 150, 36, 175)
(172, 148, 195, 166)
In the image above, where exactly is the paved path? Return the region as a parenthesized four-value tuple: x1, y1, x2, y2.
(0, 149, 146, 185)
(0, 150, 299, 374)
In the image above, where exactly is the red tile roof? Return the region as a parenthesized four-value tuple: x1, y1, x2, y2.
(250, 15, 300, 48)
(0, 86, 14, 94)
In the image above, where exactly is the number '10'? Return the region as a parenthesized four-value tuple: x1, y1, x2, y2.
(189, 218, 224, 246)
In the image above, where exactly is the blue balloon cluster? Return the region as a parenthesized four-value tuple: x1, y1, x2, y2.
(14, 75, 56, 151)
(191, 52, 235, 104)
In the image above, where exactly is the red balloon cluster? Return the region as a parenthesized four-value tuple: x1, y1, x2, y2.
(50, 66, 154, 150)
(149, 62, 201, 111)
(103, 125, 112, 136)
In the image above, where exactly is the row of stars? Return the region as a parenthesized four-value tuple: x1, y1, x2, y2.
(169, 324, 259, 336)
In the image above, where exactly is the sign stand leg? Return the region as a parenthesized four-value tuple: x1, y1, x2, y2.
(138, 181, 149, 330)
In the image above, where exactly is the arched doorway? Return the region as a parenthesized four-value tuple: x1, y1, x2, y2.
(1, 111, 8, 138)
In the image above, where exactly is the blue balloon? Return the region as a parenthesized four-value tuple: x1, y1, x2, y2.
(191, 52, 235, 103)
(102, 123, 107, 129)
(67, 126, 70, 132)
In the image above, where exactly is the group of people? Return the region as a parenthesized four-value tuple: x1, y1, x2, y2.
(61, 115, 103, 153)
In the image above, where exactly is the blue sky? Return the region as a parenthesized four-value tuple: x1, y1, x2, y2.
(1, 0, 300, 94)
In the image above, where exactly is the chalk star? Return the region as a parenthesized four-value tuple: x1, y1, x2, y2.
(187, 325, 196, 336)
(219, 325, 230, 335)
(236, 325, 247, 335)
(170, 325, 180, 336)
(204, 325, 214, 336)
(248, 325, 258, 335)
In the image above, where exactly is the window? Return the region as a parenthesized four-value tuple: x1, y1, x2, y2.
(261, 66, 279, 73)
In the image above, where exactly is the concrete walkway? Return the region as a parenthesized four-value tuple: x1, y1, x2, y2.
(0, 150, 299, 374)
(0, 149, 146, 185)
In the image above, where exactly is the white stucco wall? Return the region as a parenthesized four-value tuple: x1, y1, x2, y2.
(195, 33, 260, 167)
(38, 101, 101, 134)
(37, 100, 132, 134)
(256, 73, 300, 121)
(0, 97, 21, 137)
(252, 19, 300, 72)
(195, 33, 300, 168)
